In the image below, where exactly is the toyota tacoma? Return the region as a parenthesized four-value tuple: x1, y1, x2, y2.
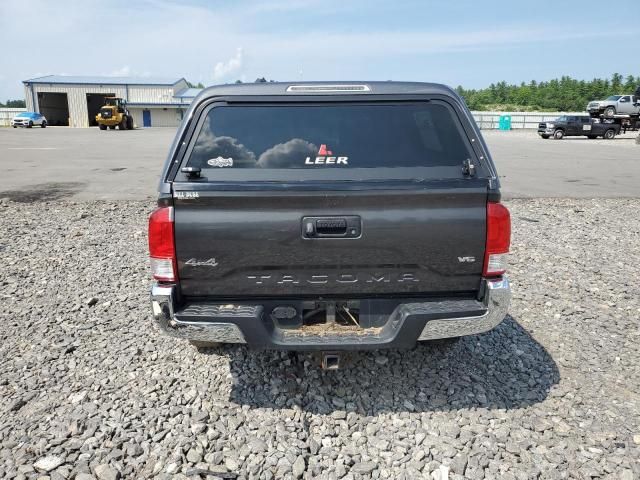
(149, 82, 511, 360)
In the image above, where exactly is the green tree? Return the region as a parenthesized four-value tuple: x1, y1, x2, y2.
(611, 73, 623, 92)
(4, 99, 26, 108)
(455, 73, 639, 111)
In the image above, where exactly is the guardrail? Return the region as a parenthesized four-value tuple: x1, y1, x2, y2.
(0, 107, 582, 130)
(0, 108, 27, 127)
(471, 111, 584, 130)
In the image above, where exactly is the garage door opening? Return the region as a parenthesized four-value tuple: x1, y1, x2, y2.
(86, 93, 115, 126)
(38, 92, 69, 126)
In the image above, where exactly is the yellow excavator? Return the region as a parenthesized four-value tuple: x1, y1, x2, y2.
(96, 97, 134, 130)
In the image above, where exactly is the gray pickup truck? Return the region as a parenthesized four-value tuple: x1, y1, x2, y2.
(587, 94, 640, 117)
(149, 82, 511, 363)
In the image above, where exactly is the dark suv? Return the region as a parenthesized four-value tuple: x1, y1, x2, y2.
(149, 82, 511, 361)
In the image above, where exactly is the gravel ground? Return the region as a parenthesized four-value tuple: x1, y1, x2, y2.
(0, 198, 639, 480)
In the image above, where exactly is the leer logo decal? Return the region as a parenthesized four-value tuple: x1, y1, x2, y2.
(305, 144, 348, 166)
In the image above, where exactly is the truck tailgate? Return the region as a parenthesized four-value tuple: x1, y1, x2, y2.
(174, 183, 487, 298)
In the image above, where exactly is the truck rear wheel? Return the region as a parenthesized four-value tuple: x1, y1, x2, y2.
(99, 124, 107, 130)
(126, 116, 134, 130)
(553, 129, 564, 140)
(603, 129, 616, 140)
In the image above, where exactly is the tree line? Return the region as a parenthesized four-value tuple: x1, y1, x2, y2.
(456, 74, 640, 112)
(4, 74, 639, 112)
(0, 99, 26, 108)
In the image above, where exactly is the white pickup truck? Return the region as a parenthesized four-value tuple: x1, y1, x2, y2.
(587, 94, 640, 118)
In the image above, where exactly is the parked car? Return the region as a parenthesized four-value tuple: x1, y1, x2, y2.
(538, 115, 620, 139)
(11, 112, 47, 128)
(148, 81, 511, 365)
(587, 95, 640, 118)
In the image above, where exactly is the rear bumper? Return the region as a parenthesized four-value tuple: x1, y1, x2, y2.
(151, 277, 510, 350)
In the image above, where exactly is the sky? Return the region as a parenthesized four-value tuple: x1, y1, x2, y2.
(1, 0, 639, 99)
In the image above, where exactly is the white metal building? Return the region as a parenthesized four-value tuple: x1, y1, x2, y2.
(23, 75, 202, 128)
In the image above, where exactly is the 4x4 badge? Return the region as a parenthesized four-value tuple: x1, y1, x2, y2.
(185, 258, 219, 267)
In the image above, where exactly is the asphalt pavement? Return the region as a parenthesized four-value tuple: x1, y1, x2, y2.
(0, 127, 638, 201)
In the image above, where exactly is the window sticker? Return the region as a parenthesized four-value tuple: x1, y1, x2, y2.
(304, 144, 349, 166)
(207, 157, 234, 167)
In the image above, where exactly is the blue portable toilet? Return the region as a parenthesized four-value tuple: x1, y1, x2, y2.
(498, 115, 512, 130)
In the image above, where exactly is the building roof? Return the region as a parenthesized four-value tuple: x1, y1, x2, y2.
(174, 87, 204, 98)
(23, 75, 186, 86)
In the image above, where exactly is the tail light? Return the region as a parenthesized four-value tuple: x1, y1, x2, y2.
(148, 206, 177, 282)
(483, 202, 511, 276)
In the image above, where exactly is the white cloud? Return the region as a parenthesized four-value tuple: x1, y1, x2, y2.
(213, 48, 244, 82)
(108, 66, 131, 77)
(101, 66, 152, 78)
(244, 0, 325, 13)
(1, 0, 639, 99)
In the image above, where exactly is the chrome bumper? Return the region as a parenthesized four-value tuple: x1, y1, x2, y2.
(151, 285, 247, 343)
(417, 276, 510, 340)
(151, 276, 510, 345)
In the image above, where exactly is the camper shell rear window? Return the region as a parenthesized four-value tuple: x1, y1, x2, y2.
(181, 101, 481, 181)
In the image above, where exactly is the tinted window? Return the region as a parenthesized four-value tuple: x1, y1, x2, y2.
(187, 103, 472, 172)
(580, 117, 590, 123)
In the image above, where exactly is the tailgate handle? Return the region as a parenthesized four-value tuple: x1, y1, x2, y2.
(316, 218, 347, 235)
(302, 216, 361, 238)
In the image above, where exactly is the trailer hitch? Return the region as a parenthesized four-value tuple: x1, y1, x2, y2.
(321, 352, 340, 370)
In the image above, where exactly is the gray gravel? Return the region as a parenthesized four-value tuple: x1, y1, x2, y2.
(0, 198, 639, 479)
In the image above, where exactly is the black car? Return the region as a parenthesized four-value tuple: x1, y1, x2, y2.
(538, 115, 620, 139)
(148, 82, 511, 363)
